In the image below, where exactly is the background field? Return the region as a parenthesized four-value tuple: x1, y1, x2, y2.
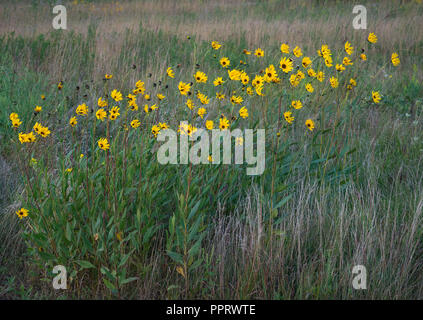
(1, 0, 423, 299)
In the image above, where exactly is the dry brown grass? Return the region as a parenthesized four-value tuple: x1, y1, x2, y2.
(1, 0, 422, 89)
(1, 0, 422, 68)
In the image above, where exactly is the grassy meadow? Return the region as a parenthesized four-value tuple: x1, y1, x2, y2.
(1, 0, 423, 299)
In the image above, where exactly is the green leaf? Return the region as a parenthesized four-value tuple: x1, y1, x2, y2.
(118, 252, 132, 268)
(103, 278, 116, 290)
(188, 238, 202, 257)
(188, 200, 201, 220)
(120, 277, 138, 285)
(273, 194, 293, 210)
(76, 260, 95, 269)
(167, 251, 184, 265)
(65, 222, 71, 241)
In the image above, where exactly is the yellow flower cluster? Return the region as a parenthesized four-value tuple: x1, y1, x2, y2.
(11, 32, 397, 178)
